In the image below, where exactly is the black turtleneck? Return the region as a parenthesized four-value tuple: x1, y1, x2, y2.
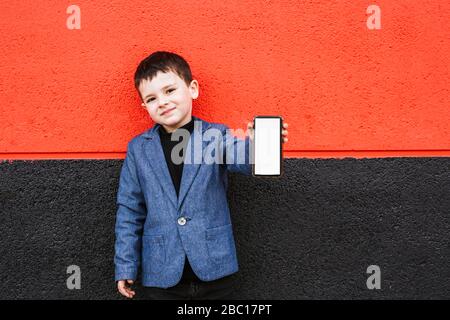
(158, 117, 195, 198)
(158, 117, 198, 281)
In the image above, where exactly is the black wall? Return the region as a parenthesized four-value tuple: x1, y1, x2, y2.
(0, 158, 449, 299)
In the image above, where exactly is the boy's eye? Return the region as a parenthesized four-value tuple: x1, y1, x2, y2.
(145, 88, 175, 103)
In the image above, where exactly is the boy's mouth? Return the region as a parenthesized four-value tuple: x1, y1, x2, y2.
(161, 107, 176, 116)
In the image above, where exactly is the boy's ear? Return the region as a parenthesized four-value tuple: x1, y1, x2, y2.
(189, 80, 199, 100)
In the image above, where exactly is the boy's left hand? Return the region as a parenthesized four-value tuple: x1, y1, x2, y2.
(247, 121, 289, 143)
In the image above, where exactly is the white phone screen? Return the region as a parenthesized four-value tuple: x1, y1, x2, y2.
(254, 117, 281, 176)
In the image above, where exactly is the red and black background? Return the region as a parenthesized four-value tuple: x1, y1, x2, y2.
(0, 1, 449, 299)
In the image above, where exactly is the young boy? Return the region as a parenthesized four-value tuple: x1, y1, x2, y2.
(114, 51, 288, 299)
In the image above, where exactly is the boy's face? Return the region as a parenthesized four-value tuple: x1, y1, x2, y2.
(139, 70, 199, 133)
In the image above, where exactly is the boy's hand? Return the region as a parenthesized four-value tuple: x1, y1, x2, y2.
(117, 279, 136, 299)
(247, 121, 289, 143)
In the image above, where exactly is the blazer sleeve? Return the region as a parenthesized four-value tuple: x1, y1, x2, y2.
(114, 140, 147, 281)
(222, 124, 253, 176)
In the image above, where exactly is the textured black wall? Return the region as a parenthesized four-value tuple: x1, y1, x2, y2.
(0, 158, 449, 299)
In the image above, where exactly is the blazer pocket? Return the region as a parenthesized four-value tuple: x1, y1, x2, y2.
(205, 224, 234, 266)
(142, 234, 166, 274)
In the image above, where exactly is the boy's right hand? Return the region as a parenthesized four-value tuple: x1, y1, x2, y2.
(117, 279, 136, 299)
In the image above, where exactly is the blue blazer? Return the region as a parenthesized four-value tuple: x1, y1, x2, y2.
(114, 115, 252, 288)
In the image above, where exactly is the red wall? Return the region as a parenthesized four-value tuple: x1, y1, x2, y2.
(0, 1, 448, 159)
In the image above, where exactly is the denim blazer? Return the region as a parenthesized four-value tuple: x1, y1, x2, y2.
(114, 115, 252, 288)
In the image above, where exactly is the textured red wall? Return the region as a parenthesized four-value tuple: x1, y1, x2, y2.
(0, 1, 448, 159)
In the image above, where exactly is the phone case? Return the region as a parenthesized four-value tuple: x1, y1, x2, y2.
(251, 115, 284, 178)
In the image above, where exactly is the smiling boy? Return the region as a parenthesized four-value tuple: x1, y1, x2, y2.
(114, 51, 288, 299)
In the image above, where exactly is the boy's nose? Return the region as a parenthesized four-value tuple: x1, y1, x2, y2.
(159, 98, 169, 107)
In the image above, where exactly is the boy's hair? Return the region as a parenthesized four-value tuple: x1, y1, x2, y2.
(134, 51, 193, 100)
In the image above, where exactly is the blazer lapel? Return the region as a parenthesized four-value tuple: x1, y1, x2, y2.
(142, 126, 178, 211)
(177, 118, 211, 211)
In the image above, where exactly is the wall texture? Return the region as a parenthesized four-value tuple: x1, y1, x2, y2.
(0, 0, 449, 299)
(0, 0, 448, 158)
(0, 158, 449, 299)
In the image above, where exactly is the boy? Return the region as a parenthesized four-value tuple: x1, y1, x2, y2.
(115, 51, 288, 299)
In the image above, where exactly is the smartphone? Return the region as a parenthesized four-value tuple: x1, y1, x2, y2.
(252, 116, 283, 177)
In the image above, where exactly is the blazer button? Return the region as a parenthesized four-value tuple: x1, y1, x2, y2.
(177, 217, 187, 226)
